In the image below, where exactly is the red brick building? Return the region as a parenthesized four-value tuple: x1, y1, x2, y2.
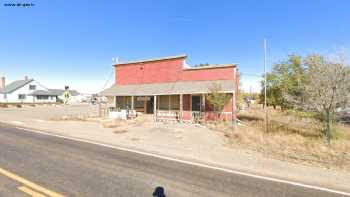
(101, 54, 239, 122)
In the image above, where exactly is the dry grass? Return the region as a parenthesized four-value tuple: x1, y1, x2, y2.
(208, 105, 350, 171)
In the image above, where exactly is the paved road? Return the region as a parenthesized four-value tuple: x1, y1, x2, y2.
(0, 124, 347, 197)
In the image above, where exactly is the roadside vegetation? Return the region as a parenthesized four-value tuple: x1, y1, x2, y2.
(208, 52, 350, 171)
(260, 52, 350, 144)
(207, 105, 350, 171)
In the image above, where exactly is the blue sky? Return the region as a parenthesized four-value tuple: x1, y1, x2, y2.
(1, 0, 349, 93)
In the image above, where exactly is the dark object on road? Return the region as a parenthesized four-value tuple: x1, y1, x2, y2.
(152, 186, 166, 197)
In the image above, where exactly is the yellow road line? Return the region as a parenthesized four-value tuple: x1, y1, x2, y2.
(0, 167, 65, 197)
(18, 186, 47, 197)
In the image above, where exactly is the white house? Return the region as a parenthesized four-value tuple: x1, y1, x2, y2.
(0, 77, 57, 103)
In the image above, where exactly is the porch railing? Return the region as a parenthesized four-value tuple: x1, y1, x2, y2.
(155, 110, 233, 123)
(156, 110, 180, 122)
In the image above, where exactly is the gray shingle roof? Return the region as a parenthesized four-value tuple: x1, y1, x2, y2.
(0, 79, 34, 94)
(100, 80, 235, 96)
(48, 89, 80, 96)
(29, 90, 55, 96)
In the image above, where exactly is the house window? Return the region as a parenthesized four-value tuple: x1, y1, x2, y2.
(29, 85, 36, 90)
(170, 95, 180, 110)
(18, 94, 26, 100)
(159, 95, 180, 110)
(134, 97, 144, 108)
(37, 95, 49, 100)
(159, 95, 170, 110)
(116, 96, 131, 109)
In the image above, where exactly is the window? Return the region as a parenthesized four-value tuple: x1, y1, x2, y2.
(4, 94, 7, 99)
(37, 95, 49, 100)
(29, 85, 36, 90)
(116, 96, 131, 109)
(134, 97, 144, 108)
(170, 95, 180, 110)
(18, 94, 26, 100)
(159, 95, 170, 110)
(158, 95, 180, 110)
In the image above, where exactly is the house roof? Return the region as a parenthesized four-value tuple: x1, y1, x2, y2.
(29, 90, 56, 96)
(30, 89, 80, 96)
(48, 89, 80, 96)
(100, 80, 235, 96)
(113, 54, 187, 66)
(0, 79, 34, 94)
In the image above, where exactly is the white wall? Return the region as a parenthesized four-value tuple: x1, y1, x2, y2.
(0, 93, 5, 102)
(0, 80, 56, 103)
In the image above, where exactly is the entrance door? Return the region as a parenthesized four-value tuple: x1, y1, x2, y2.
(191, 95, 201, 111)
(146, 96, 154, 114)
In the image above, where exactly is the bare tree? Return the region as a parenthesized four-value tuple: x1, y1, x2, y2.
(298, 54, 350, 144)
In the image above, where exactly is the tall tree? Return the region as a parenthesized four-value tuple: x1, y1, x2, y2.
(287, 54, 350, 144)
(261, 55, 306, 109)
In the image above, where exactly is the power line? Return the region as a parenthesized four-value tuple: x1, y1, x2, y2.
(100, 71, 114, 92)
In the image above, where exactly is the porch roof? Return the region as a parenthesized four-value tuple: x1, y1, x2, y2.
(100, 80, 235, 96)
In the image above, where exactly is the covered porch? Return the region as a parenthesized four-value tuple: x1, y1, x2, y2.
(100, 80, 236, 123)
(114, 94, 233, 122)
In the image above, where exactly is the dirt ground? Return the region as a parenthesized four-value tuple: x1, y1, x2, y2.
(0, 103, 99, 121)
(1, 104, 350, 191)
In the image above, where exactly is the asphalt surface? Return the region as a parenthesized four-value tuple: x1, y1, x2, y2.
(0, 124, 347, 197)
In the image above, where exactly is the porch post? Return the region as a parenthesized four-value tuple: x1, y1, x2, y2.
(153, 95, 157, 121)
(180, 94, 183, 122)
(202, 94, 205, 121)
(131, 96, 134, 110)
(114, 96, 117, 108)
(168, 95, 171, 110)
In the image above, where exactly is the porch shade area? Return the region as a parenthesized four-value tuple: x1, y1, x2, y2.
(100, 80, 235, 96)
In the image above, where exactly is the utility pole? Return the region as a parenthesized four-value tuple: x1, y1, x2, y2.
(264, 38, 268, 132)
